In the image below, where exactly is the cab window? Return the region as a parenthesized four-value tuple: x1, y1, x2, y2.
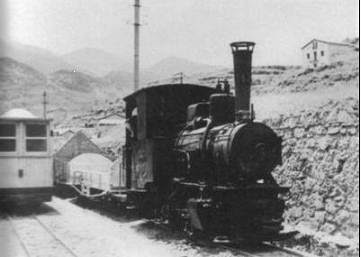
(0, 123, 16, 152)
(26, 124, 47, 152)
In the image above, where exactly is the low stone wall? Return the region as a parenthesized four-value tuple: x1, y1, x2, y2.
(263, 97, 359, 244)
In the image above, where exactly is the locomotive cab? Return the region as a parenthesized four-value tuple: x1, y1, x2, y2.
(122, 84, 216, 198)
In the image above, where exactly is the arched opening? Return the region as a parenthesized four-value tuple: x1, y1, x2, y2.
(68, 153, 113, 193)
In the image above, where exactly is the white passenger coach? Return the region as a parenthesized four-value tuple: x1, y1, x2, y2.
(0, 108, 53, 204)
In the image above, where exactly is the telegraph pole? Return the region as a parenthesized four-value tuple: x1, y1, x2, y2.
(134, 0, 140, 91)
(174, 72, 183, 84)
(42, 91, 48, 119)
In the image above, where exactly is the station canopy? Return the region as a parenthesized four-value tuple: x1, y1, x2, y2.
(1, 108, 38, 119)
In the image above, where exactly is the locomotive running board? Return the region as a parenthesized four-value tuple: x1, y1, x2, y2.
(212, 185, 291, 194)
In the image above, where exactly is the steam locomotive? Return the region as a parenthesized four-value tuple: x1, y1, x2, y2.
(120, 41, 295, 242)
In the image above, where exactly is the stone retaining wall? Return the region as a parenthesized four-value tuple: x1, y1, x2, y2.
(263, 97, 359, 242)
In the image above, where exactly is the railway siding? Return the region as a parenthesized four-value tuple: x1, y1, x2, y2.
(0, 218, 29, 257)
(7, 215, 77, 257)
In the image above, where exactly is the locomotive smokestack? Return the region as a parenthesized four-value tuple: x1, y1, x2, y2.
(230, 41, 255, 122)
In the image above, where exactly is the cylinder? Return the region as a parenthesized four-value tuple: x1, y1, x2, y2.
(230, 42, 255, 122)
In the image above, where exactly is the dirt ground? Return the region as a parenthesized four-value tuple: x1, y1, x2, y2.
(1, 197, 323, 257)
(0, 197, 258, 257)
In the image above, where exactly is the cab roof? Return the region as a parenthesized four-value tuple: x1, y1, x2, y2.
(123, 83, 216, 102)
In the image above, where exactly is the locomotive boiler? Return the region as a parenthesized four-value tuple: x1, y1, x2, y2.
(121, 41, 295, 242)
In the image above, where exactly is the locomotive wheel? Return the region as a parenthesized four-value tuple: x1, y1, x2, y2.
(160, 203, 184, 230)
(184, 219, 196, 238)
(184, 219, 210, 242)
(169, 210, 184, 230)
(138, 197, 156, 219)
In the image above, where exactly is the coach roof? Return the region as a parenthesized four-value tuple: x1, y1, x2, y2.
(0, 108, 51, 121)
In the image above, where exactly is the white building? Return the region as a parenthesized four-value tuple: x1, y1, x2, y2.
(97, 114, 123, 126)
(301, 39, 355, 68)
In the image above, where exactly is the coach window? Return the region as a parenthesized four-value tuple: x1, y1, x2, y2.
(25, 123, 47, 152)
(0, 123, 16, 152)
(129, 108, 138, 139)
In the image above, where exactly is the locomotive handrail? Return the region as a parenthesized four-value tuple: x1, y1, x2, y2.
(200, 118, 212, 160)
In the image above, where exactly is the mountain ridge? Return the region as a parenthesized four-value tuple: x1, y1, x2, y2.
(61, 48, 131, 76)
(145, 56, 226, 79)
(0, 39, 75, 74)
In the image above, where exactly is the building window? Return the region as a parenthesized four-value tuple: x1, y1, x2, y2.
(321, 50, 324, 56)
(26, 124, 47, 152)
(0, 123, 16, 152)
(307, 53, 310, 59)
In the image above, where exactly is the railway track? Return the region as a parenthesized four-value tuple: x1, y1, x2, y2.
(224, 242, 317, 257)
(207, 240, 317, 257)
(151, 220, 317, 257)
(3, 202, 317, 257)
(263, 243, 316, 257)
(6, 214, 78, 257)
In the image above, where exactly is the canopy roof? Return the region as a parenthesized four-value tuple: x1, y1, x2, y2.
(0, 108, 50, 121)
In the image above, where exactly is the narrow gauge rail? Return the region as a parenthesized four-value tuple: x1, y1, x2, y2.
(195, 237, 317, 257)
(5, 215, 31, 257)
(226, 243, 316, 257)
(6, 214, 78, 257)
(262, 243, 317, 257)
(147, 218, 313, 257)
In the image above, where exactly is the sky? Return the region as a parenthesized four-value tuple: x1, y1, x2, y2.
(1, 0, 359, 67)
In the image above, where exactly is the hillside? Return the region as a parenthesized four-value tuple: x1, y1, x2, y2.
(62, 52, 359, 126)
(148, 38, 358, 96)
(100, 56, 227, 91)
(0, 39, 74, 74)
(0, 40, 229, 116)
(0, 57, 126, 122)
(102, 70, 134, 97)
(145, 56, 225, 82)
(48, 70, 102, 93)
(61, 48, 130, 76)
(0, 57, 47, 112)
